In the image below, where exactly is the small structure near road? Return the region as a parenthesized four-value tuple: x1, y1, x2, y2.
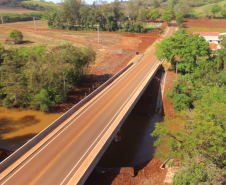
(5, 38, 16, 45)
(193, 32, 221, 50)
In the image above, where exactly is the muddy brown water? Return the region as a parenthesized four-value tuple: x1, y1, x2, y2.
(0, 107, 62, 151)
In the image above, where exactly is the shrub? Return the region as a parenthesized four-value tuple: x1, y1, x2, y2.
(9, 30, 23, 44)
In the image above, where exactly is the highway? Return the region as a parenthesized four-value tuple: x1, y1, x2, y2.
(0, 25, 175, 185)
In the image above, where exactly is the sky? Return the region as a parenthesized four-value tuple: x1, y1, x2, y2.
(45, 0, 114, 5)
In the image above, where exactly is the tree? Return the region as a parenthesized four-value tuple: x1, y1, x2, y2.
(148, 9, 160, 20)
(9, 29, 23, 44)
(176, 12, 184, 27)
(211, 4, 222, 16)
(155, 33, 210, 74)
(174, 28, 187, 35)
(161, 8, 174, 24)
(151, 94, 226, 169)
(221, 4, 226, 18)
(32, 89, 55, 112)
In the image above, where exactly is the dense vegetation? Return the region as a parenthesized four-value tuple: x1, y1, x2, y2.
(153, 30, 226, 184)
(0, 12, 43, 23)
(0, 43, 96, 112)
(45, 0, 147, 33)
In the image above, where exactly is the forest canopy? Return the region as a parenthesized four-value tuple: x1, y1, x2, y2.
(0, 43, 96, 112)
(152, 30, 226, 184)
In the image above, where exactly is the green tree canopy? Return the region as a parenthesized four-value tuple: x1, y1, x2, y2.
(9, 29, 23, 44)
(148, 9, 160, 20)
(155, 32, 211, 74)
(211, 4, 222, 16)
(176, 12, 184, 27)
(161, 8, 174, 23)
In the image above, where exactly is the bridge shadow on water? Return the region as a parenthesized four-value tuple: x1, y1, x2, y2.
(0, 115, 40, 151)
(85, 67, 166, 185)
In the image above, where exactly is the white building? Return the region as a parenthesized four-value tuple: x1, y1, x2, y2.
(193, 32, 220, 50)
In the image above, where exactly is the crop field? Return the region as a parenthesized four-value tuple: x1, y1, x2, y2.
(0, 5, 38, 13)
(186, 26, 226, 35)
(183, 18, 226, 29)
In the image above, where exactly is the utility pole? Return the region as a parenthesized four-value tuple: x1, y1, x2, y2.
(1, 15, 3, 24)
(97, 25, 99, 42)
(33, 17, 36, 31)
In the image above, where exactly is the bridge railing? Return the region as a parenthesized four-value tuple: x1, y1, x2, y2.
(0, 61, 135, 175)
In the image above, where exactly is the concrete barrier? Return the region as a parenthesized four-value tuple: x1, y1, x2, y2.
(0, 62, 133, 173)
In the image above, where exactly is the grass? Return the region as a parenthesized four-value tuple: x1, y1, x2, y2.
(194, 0, 226, 18)
(22, 1, 59, 9)
(185, 27, 226, 35)
(144, 24, 159, 29)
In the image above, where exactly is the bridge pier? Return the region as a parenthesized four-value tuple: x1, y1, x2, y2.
(115, 129, 121, 142)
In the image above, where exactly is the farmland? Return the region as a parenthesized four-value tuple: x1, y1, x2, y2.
(0, 5, 38, 13)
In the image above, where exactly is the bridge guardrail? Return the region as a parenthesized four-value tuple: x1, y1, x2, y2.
(0, 62, 134, 174)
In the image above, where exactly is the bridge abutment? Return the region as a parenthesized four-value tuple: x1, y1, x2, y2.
(115, 129, 121, 142)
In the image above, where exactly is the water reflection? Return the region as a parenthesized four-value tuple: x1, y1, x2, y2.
(97, 113, 163, 168)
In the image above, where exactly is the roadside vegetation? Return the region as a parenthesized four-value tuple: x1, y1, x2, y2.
(0, 43, 96, 112)
(153, 29, 226, 184)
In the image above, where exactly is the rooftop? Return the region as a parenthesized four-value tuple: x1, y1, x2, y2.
(193, 32, 220, 36)
(209, 43, 217, 50)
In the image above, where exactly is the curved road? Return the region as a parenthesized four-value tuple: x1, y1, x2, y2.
(0, 25, 175, 185)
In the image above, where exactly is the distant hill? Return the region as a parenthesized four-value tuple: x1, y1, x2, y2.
(0, 0, 59, 11)
(21, 1, 59, 10)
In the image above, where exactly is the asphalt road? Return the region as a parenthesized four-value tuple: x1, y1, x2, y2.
(0, 26, 175, 185)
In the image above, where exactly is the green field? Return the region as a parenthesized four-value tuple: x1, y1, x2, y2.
(186, 27, 226, 35)
(194, 0, 226, 18)
(22, 1, 59, 9)
(144, 24, 160, 29)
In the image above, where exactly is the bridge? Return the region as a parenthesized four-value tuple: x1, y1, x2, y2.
(0, 26, 175, 185)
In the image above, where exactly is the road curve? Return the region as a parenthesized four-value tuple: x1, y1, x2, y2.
(0, 25, 175, 185)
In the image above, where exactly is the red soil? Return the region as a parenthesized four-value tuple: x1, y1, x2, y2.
(85, 158, 168, 185)
(183, 18, 226, 28)
(162, 69, 178, 118)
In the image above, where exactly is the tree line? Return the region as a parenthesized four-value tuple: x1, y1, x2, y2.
(0, 12, 43, 24)
(152, 29, 226, 184)
(45, 0, 148, 33)
(0, 43, 96, 112)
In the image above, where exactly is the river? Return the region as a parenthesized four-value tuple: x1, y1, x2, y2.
(0, 107, 62, 151)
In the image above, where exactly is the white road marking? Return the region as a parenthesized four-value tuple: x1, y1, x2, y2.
(1, 49, 156, 184)
(66, 60, 159, 185)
